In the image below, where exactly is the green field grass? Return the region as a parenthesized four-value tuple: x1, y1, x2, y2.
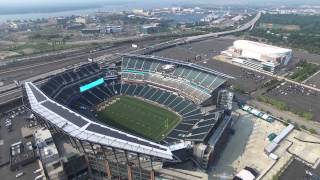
(97, 96, 181, 142)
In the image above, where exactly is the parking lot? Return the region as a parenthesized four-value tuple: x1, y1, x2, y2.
(0, 106, 40, 180)
(0, 160, 40, 180)
(280, 159, 310, 180)
(280, 154, 320, 180)
(305, 71, 320, 88)
(265, 82, 320, 121)
(153, 36, 235, 62)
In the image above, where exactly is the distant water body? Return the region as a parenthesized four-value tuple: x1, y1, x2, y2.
(0, 3, 170, 23)
(0, 6, 124, 23)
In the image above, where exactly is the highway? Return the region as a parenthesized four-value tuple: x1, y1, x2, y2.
(184, 12, 261, 42)
(0, 36, 170, 89)
(0, 45, 129, 86)
(0, 12, 262, 106)
(134, 12, 262, 55)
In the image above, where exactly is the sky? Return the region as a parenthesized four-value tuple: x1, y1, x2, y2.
(0, 0, 319, 6)
(0, 0, 105, 5)
(0, 0, 318, 21)
(0, 0, 319, 9)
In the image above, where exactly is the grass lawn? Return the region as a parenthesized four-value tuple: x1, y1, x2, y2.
(97, 96, 181, 142)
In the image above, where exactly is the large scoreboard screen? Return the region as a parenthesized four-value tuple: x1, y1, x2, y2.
(80, 78, 104, 92)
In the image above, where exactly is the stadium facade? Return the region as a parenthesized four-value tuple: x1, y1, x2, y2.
(222, 40, 292, 73)
(23, 54, 235, 180)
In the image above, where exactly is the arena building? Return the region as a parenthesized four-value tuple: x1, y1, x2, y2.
(23, 54, 235, 180)
(222, 40, 292, 73)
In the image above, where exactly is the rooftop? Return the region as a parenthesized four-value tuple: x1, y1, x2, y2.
(234, 40, 292, 55)
(34, 128, 52, 143)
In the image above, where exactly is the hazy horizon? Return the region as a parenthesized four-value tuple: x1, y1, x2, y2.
(0, 0, 319, 15)
(1, 0, 320, 6)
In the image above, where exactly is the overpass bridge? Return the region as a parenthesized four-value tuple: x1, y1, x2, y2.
(184, 12, 261, 42)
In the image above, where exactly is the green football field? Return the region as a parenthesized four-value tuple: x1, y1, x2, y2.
(96, 96, 181, 142)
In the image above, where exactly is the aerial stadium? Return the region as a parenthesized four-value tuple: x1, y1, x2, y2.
(23, 54, 235, 180)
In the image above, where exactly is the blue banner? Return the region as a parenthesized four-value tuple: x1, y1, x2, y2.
(80, 78, 104, 92)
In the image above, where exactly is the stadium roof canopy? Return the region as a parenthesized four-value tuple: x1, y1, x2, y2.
(24, 82, 173, 160)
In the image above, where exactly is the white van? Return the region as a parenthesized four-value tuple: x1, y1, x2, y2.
(34, 175, 44, 180)
(15, 172, 24, 178)
(33, 169, 42, 174)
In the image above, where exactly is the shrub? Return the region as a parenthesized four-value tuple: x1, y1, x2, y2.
(309, 128, 317, 134)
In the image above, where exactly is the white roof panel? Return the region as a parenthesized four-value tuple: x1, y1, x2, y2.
(234, 40, 292, 55)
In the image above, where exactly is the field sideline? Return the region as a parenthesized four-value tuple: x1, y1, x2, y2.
(97, 96, 181, 142)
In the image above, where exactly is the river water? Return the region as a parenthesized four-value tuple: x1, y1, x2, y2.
(0, 5, 128, 23)
(0, 2, 174, 23)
